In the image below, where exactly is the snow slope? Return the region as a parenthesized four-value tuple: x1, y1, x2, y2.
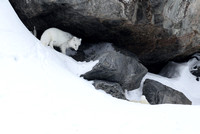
(0, 0, 200, 133)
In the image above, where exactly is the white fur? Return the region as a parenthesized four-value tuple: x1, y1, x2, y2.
(40, 28, 82, 53)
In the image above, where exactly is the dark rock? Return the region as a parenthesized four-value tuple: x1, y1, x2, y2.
(190, 65, 200, 77)
(9, 0, 200, 70)
(82, 47, 148, 91)
(143, 79, 192, 105)
(93, 80, 126, 100)
(159, 61, 181, 78)
(81, 43, 138, 62)
(83, 43, 117, 62)
(189, 54, 200, 78)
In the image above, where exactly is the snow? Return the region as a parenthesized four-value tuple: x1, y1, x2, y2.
(1, 0, 200, 133)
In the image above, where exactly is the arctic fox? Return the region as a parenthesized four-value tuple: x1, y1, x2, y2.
(40, 28, 82, 53)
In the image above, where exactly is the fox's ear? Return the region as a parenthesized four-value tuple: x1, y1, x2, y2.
(72, 37, 76, 40)
(80, 38, 82, 41)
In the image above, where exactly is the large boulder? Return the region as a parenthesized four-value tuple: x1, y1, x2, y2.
(9, 0, 200, 70)
(82, 44, 148, 91)
(143, 79, 192, 105)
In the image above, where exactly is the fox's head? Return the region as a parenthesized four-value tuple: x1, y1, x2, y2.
(68, 37, 82, 51)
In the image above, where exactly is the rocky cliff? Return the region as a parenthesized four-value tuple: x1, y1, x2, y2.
(9, 0, 200, 72)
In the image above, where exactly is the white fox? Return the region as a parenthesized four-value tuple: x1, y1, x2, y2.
(40, 28, 82, 53)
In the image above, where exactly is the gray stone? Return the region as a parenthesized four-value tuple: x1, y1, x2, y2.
(93, 80, 126, 100)
(188, 53, 200, 80)
(159, 61, 181, 78)
(83, 43, 116, 62)
(190, 65, 200, 78)
(82, 43, 139, 61)
(143, 79, 192, 105)
(82, 49, 148, 91)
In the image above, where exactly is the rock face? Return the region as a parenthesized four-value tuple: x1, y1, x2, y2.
(9, 0, 200, 71)
(82, 44, 148, 91)
(143, 79, 192, 105)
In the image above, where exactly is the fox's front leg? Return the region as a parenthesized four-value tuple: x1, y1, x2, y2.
(60, 44, 68, 54)
(49, 41, 54, 49)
